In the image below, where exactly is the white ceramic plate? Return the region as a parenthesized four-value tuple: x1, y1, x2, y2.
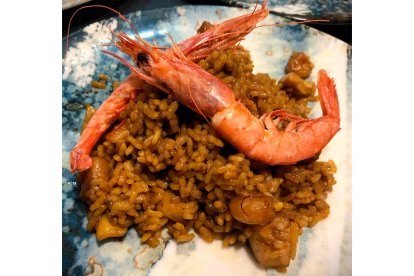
(62, 5, 352, 276)
(219, 0, 352, 22)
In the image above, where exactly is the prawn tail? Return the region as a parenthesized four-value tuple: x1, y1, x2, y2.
(70, 148, 92, 173)
(317, 69, 340, 119)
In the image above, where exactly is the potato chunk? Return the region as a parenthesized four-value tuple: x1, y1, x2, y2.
(96, 214, 128, 241)
(285, 52, 314, 79)
(280, 73, 316, 97)
(156, 191, 198, 222)
(248, 216, 292, 268)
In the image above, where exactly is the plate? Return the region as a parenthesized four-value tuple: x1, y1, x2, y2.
(219, 0, 352, 22)
(62, 0, 92, 10)
(62, 5, 352, 276)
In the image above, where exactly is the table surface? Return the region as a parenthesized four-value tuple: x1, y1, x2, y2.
(62, 0, 351, 45)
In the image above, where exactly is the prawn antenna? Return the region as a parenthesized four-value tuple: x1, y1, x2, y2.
(165, 33, 188, 61)
(245, 0, 267, 28)
(64, 5, 140, 64)
(188, 83, 212, 128)
(257, 19, 330, 29)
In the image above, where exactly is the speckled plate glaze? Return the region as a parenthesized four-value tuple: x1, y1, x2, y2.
(220, 0, 352, 22)
(62, 5, 352, 276)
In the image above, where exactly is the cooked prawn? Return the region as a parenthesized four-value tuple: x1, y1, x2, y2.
(102, 18, 340, 166)
(69, 1, 270, 173)
(70, 75, 144, 172)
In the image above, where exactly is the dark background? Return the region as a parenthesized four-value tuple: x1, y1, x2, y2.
(62, 0, 351, 45)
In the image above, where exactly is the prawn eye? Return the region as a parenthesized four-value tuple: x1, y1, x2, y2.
(136, 52, 148, 66)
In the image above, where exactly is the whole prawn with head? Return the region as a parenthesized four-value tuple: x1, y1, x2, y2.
(69, 1, 270, 173)
(105, 30, 340, 166)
